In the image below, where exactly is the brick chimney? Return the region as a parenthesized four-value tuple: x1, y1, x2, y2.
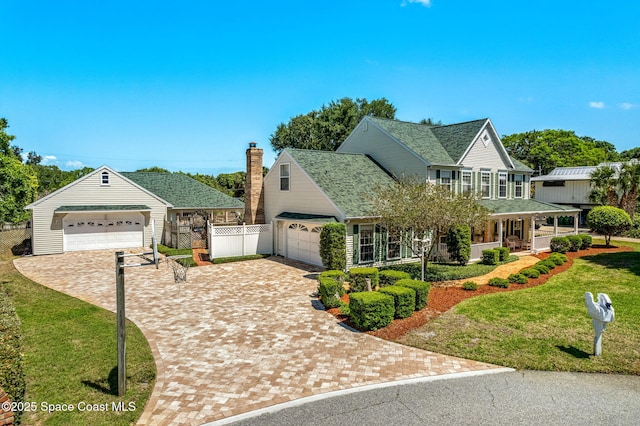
(244, 142, 265, 224)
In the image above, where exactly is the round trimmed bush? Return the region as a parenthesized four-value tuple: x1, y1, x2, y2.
(521, 268, 540, 278)
(533, 263, 550, 274)
(550, 236, 570, 253)
(462, 281, 477, 291)
(379, 270, 411, 287)
(567, 235, 582, 252)
(488, 277, 509, 288)
(508, 273, 528, 284)
(547, 254, 565, 265)
(578, 233, 592, 249)
(540, 259, 556, 269)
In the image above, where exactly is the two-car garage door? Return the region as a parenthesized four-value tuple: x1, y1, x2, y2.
(63, 213, 144, 252)
(286, 223, 323, 266)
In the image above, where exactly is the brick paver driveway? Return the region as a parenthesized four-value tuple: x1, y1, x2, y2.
(14, 251, 504, 425)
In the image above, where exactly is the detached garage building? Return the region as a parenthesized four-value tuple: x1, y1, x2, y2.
(26, 166, 243, 255)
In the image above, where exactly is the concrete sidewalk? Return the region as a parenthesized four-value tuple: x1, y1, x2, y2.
(14, 251, 503, 425)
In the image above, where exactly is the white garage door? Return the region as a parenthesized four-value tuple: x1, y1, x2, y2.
(63, 213, 144, 252)
(286, 223, 322, 266)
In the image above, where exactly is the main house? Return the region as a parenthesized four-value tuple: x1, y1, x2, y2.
(263, 116, 580, 268)
(26, 167, 244, 255)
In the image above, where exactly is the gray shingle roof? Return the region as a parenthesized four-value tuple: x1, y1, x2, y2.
(285, 149, 396, 218)
(480, 199, 580, 215)
(122, 172, 244, 209)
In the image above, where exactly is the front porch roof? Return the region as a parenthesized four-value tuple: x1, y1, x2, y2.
(479, 199, 581, 217)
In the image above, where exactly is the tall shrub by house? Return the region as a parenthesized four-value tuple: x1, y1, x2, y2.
(319, 223, 347, 271)
(445, 224, 471, 265)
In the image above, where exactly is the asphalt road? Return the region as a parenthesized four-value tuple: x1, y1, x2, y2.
(215, 370, 640, 426)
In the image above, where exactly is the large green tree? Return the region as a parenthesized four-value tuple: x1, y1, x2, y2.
(619, 147, 640, 161)
(0, 119, 38, 223)
(270, 97, 396, 152)
(588, 161, 640, 217)
(586, 205, 632, 246)
(502, 129, 619, 175)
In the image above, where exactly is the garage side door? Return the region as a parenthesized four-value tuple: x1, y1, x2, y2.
(286, 223, 323, 266)
(63, 213, 144, 252)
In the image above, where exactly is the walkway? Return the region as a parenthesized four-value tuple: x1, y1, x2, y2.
(440, 255, 541, 287)
(14, 252, 505, 425)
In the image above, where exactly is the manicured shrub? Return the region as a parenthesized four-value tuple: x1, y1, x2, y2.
(348, 267, 379, 292)
(550, 236, 570, 253)
(533, 262, 550, 274)
(379, 285, 416, 318)
(319, 223, 347, 271)
(587, 205, 632, 246)
(482, 249, 499, 265)
(396, 279, 431, 310)
(445, 224, 471, 265)
(349, 291, 394, 331)
(567, 235, 582, 252)
(540, 259, 556, 269)
(496, 247, 510, 262)
(556, 253, 569, 263)
(521, 268, 540, 278)
(0, 289, 25, 418)
(547, 253, 565, 265)
(462, 281, 478, 291)
(488, 277, 509, 288)
(578, 233, 593, 249)
(379, 270, 411, 287)
(317, 276, 344, 309)
(508, 273, 528, 284)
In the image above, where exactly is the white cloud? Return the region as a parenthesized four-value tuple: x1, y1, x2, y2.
(589, 101, 605, 109)
(620, 102, 635, 110)
(65, 160, 86, 169)
(40, 155, 58, 165)
(401, 0, 432, 7)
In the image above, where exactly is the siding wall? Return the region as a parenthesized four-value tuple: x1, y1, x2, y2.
(533, 180, 592, 205)
(263, 152, 343, 223)
(461, 130, 512, 172)
(337, 120, 427, 179)
(29, 168, 168, 255)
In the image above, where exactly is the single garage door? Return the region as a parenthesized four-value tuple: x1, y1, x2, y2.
(63, 213, 144, 252)
(286, 223, 322, 266)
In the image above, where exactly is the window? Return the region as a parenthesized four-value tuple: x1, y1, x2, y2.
(387, 230, 401, 260)
(440, 170, 452, 193)
(359, 225, 374, 263)
(279, 163, 290, 191)
(498, 172, 507, 198)
(101, 171, 110, 185)
(515, 174, 523, 198)
(481, 171, 491, 198)
(462, 171, 472, 194)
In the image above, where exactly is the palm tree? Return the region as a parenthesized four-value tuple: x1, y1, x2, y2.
(588, 166, 618, 206)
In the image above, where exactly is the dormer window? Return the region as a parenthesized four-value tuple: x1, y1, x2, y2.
(101, 171, 110, 185)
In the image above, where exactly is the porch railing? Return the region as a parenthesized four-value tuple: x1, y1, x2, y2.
(470, 242, 501, 260)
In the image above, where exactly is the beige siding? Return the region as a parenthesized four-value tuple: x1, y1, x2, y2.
(460, 132, 512, 172)
(337, 119, 427, 179)
(264, 152, 343, 223)
(533, 180, 592, 205)
(29, 167, 167, 255)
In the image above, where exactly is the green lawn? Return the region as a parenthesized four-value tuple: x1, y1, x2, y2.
(401, 239, 640, 374)
(0, 258, 156, 425)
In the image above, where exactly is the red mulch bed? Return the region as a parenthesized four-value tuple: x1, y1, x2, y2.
(326, 245, 633, 341)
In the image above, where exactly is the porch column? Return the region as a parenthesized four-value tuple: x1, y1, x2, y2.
(553, 216, 558, 236)
(498, 219, 503, 247)
(531, 216, 536, 253)
(574, 213, 579, 234)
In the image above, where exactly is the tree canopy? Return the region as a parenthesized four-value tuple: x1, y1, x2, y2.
(501, 129, 619, 175)
(270, 97, 396, 152)
(588, 161, 640, 217)
(586, 205, 632, 246)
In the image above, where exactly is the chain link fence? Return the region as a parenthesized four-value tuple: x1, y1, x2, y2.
(0, 223, 32, 256)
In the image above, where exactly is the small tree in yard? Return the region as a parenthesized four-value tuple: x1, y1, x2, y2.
(372, 178, 489, 278)
(586, 205, 632, 247)
(319, 223, 347, 270)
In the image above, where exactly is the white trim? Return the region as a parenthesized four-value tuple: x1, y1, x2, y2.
(279, 162, 291, 192)
(498, 171, 508, 198)
(457, 119, 516, 169)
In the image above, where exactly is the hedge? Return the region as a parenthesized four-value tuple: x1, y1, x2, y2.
(539, 259, 556, 269)
(317, 276, 345, 309)
(482, 249, 499, 265)
(547, 253, 565, 265)
(349, 291, 395, 331)
(462, 281, 478, 291)
(488, 277, 509, 288)
(319, 270, 347, 282)
(379, 285, 416, 319)
(445, 224, 471, 265)
(396, 279, 430, 310)
(521, 268, 540, 278)
(319, 223, 347, 270)
(496, 247, 510, 262)
(533, 262, 550, 274)
(578, 233, 593, 249)
(508, 273, 528, 284)
(349, 267, 379, 292)
(567, 235, 582, 252)
(0, 289, 25, 415)
(550, 236, 570, 253)
(379, 270, 411, 287)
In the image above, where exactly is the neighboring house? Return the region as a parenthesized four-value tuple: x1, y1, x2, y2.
(26, 166, 244, 255)
(263, 116, 580, 268)
(531, 162, 634, 226)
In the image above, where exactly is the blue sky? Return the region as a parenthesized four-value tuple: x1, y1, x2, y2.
(2, 0, 639, 175)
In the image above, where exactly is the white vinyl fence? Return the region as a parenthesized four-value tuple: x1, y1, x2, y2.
(208, 223, 272, 258)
